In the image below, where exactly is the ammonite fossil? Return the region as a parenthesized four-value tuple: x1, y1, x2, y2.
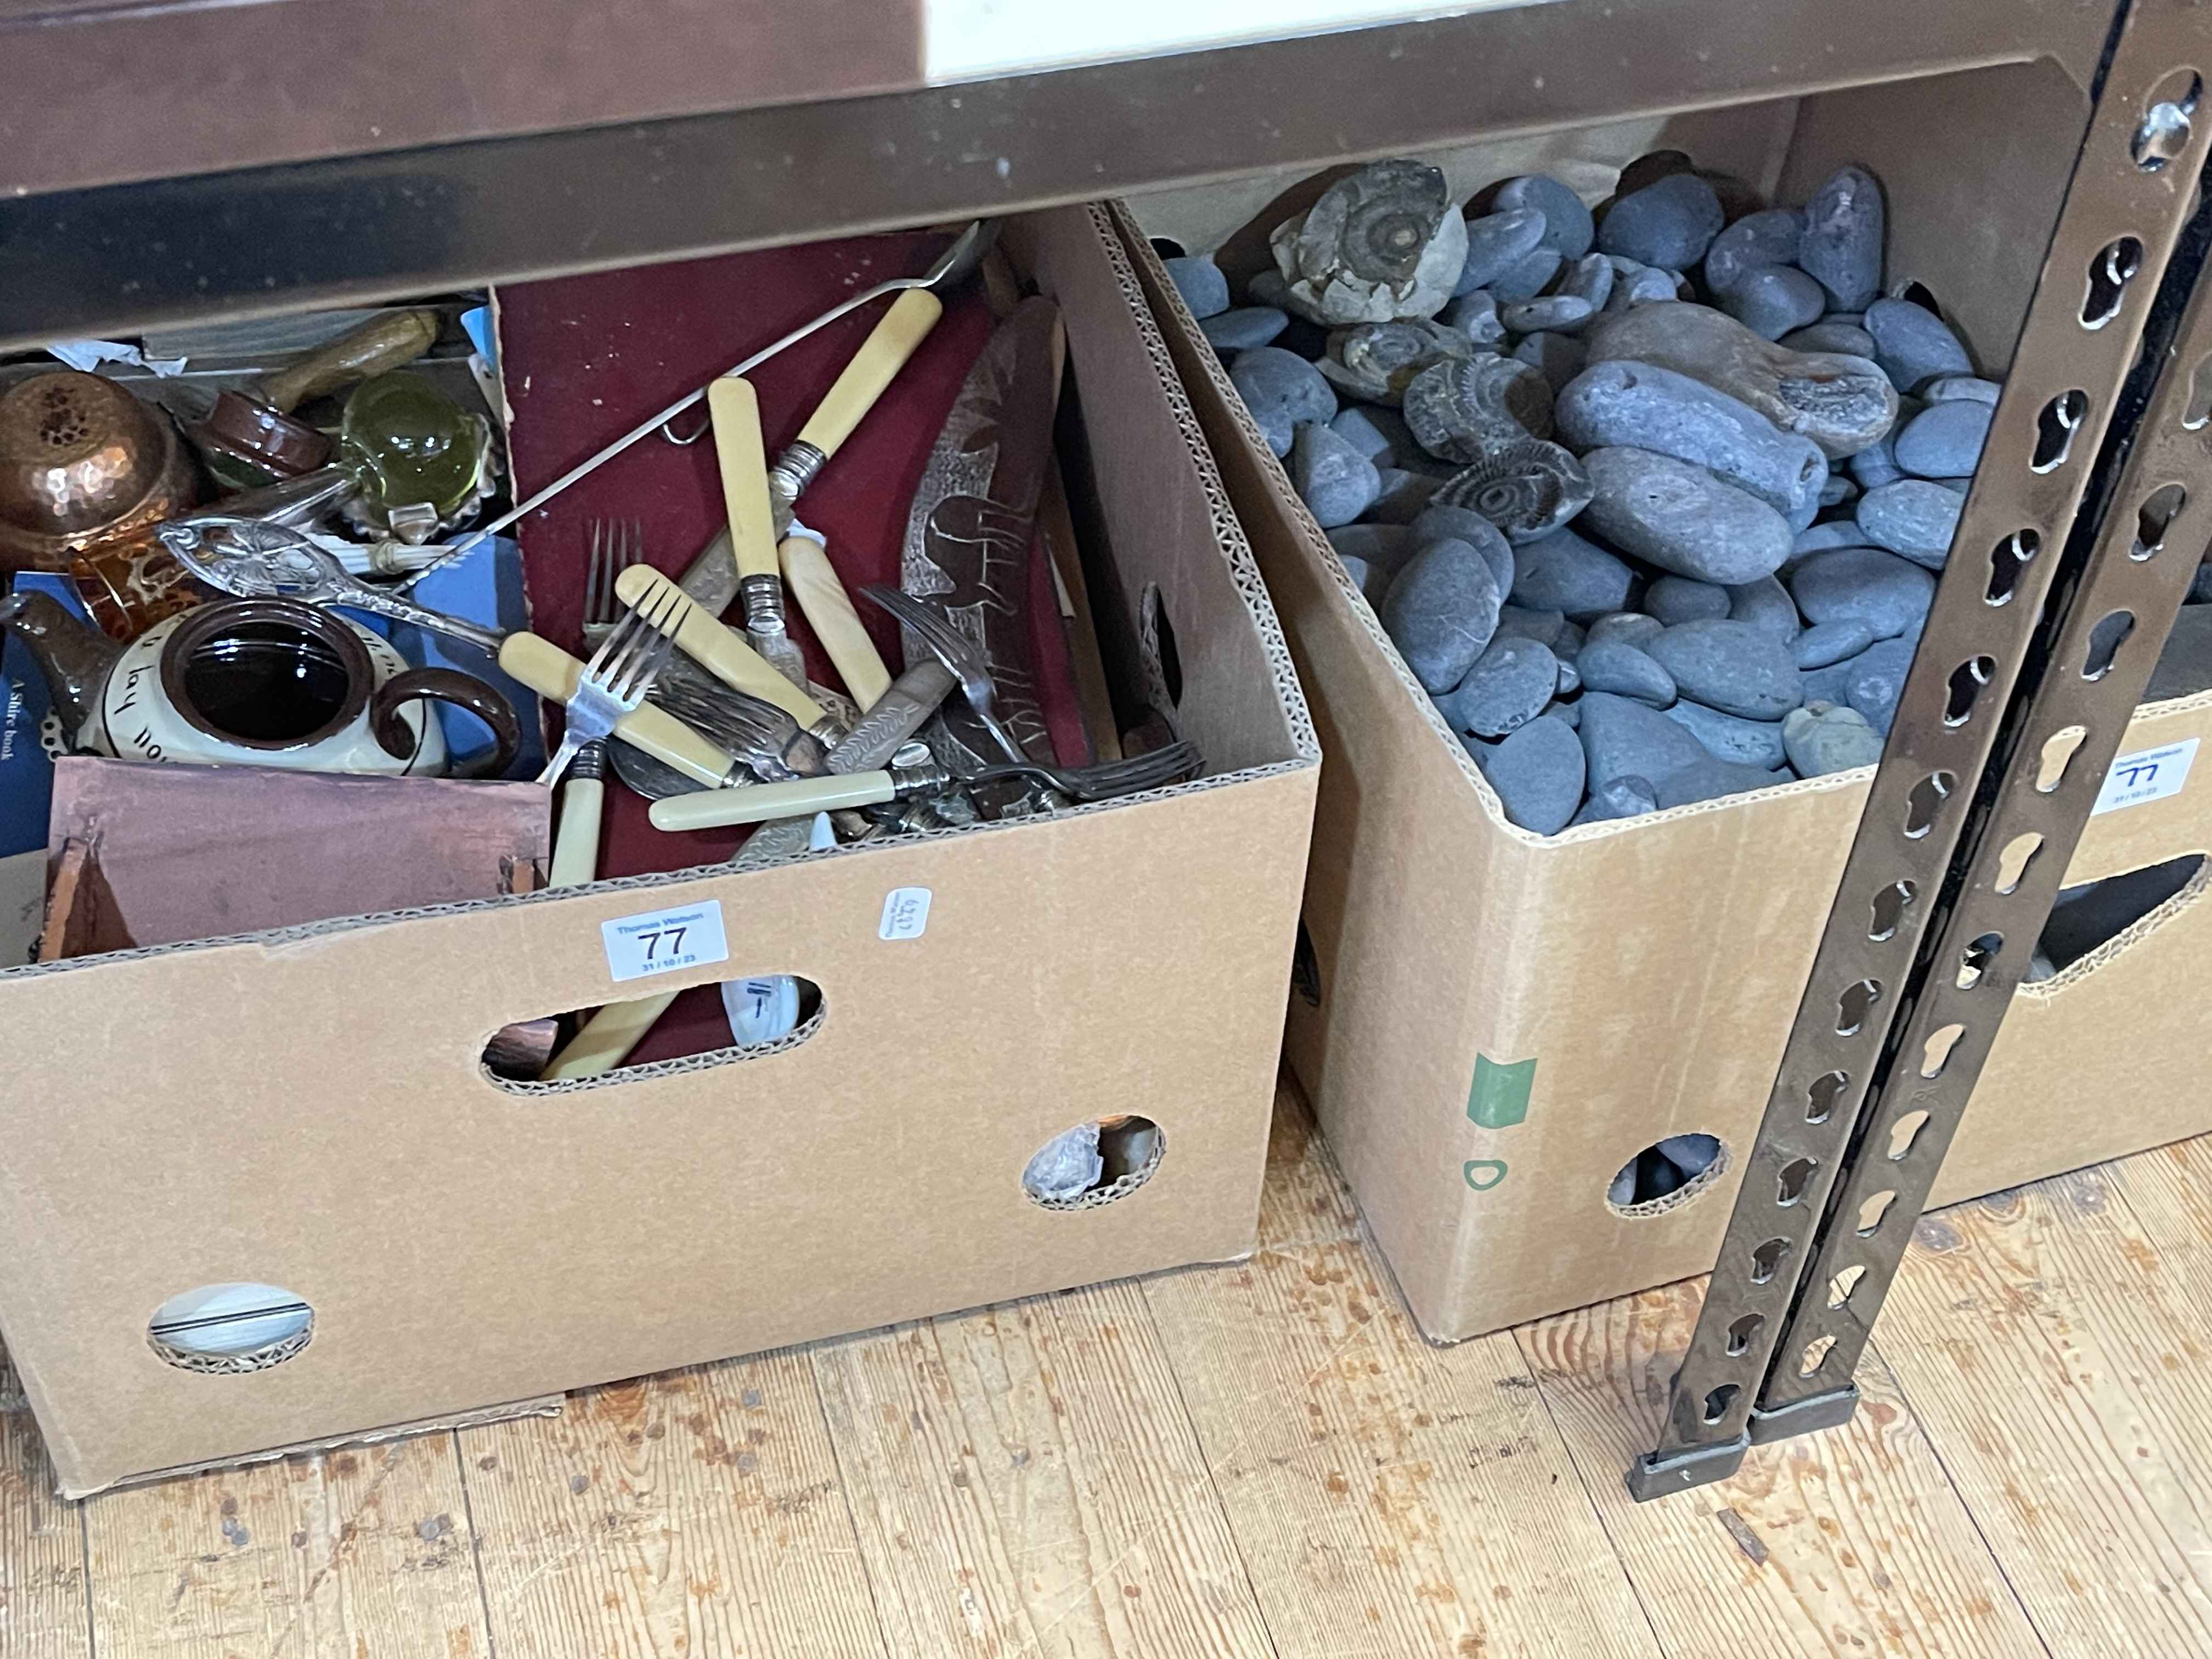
(1433, 438, 1594, 543)
(1268, 160, 1469, 326)
(1401, 353, 1556, 464)
(1316, 320, 1473, 405)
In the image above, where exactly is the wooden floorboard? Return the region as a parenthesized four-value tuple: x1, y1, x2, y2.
(5, 1087, 2212, 1659)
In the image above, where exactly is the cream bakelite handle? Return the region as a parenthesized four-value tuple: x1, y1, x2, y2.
(708, 378, 780, 582)
(613, 563, 826, 727)
(780, 534, 891, 710)
(650, 772, 896, 832)
(539, 992, 674, 1081)
(794, 287, 945, 459)
(548, 774, 603, 888)
(496, 632, 735, 788)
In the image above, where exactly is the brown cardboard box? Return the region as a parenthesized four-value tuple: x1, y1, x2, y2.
(0, 204, 1318, 1496)
(1117, 59, 2207, 1342)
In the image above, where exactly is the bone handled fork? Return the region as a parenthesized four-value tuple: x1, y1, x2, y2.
(538, 585, 687, 787)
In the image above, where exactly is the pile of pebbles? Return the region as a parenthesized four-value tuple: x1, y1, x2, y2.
(1176, 153, 1997, 833)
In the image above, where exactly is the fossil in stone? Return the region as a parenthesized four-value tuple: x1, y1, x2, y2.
(1269, 159, 1469, 325)
(1433, 438, 1593, 543)
(1316, 319, 1475, 405)
(1402, 352, 1556, 462)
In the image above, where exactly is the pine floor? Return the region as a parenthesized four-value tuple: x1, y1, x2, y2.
(5, 1079, 2211, 1658)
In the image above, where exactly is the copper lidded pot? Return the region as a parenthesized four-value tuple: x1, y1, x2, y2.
(0, 371, 200, 573)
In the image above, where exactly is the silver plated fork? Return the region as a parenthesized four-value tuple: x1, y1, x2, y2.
(539, 585, 686, 787)
(859, 584, 1032, 765)
(580, 518, 646, 650)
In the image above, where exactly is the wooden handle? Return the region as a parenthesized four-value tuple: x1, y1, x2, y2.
(614, 563, 826, 727)
(650, 772, 896, 832)
(496, 631, 735, 788)
(780, 534, 891, 710)
(708, 378, 780, 582)
(539, 992, 676, 1081)
(795, 287, 945, 460)
(256, 309, 441, 414)
(548, 775, 603, 888)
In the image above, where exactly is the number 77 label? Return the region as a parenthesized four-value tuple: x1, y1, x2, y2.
(601, 900, 731, 983)
(2092, 737, 2197, 816)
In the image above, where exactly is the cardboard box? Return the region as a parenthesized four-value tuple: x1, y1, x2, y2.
(0, 204, 1318, 1496)
(1118, 58, 2200, 1341)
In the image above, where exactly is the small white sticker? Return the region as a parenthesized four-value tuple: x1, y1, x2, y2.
(879, 887, 933, 940)
(2092, 737, 2198, 815)
(601, 899, 730, 983)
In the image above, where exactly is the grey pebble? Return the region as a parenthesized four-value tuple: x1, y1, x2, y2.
(1726, 573, 1800, 640)
(1894, 400, 1992, 479)
(1363, 468, 1445, 524)
(1201, 306, 1289, 352)
(1330, 405, 1407, 465)
(1586, 610, 1665, 649)
(1780, 320, 1878, 358)
(1555, 360, 1828, 520)
(1784, 701, 1884, 775)
(1457, 208, 1551, 295)
(1231, 347, 1336, 455)
(1793, 617, 1881, 668)
(1556, 620, 1587, 656)
(1412, 503, 1515, 593)
(1820, 474, 1859, 507)
(1493, 605, 1567, 648)
(1646, 618, 1804, 718)
(1491, 249, 1565, 303)
(1598, 174, 1725, 269)
(1511, 331, 1590, 393)
(1549, 697, 1582, 729)
(1576, 637, 1678, 706)
(1579, 690, 1711, 788)
(1163, 255, 1230, 320)
(1787, 518, 1875, 563)
(1555, 656, 1581, 694)
(1930, 476, 1973, 495)
(1645, 575, 1732, 625)
(1849, 432, 1904, 490)
(1474, 713, 1586, 833)
(1559, 253, 1616, 312)
(1509, 525, 1636, 617)
(1581, 447, 1795, 584)
(1720, 266, 1828, 341)
(1857, 479, 1965, 568)
(1503, 295, 1597, 334)
(1664, 698, 1788, 768)
(1798, 166, 1885, 312)
(1865, 297, 1974, 393)
(1289, 421, 1381, 528)
(1333, 552, 1386, 603)
(1788, 545, 1936, 640)
(1655, 755, 1787, 808)
(1247, 269, 1291, 309)
(1923, 375, 2002, 406)
(1839, 635, 1920, 735)
(1437, 637, 1561, 736)
(1443, 290, 1508, 346)
(1327, 523, 1414, 577)
(1702, 207, 1804, 296)
(1497, 176, 1596, 259)
(1571, 774, 1660, 823)
(1381, 535, 1504, 691)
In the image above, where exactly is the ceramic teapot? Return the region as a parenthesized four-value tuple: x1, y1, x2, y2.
(0, 589, 518, 777)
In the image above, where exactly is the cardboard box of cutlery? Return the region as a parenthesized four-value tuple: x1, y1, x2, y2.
(0, 204, 1318, 1497)
(1114, 59, 2212, 1342)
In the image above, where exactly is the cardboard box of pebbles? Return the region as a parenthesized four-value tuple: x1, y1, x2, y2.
(1118, 71, 2212, 1336)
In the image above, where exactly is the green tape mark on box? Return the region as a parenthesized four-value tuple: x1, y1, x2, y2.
(1467, 1055, 1535, 1130)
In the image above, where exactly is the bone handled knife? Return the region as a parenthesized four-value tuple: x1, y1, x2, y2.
(650, 770, 916, 832)
(613, 562, 834, 736)
(547, 741, 607, 888)
(706, 377, 809, 689)
(780, 529, 892, 712)
(497, 631, 738, 788)
(766, 286, 946, 518)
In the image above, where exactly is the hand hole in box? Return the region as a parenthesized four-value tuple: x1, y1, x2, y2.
(1148, 236, 1190, 261)
(1888, 1109, 1933, 1162)
(1024, 1115, 1164, 1210)
(1869, 878, 1917, 941)
(2030, 390, 2088, 473)
(2036, 725, 2087, 792)
(1141, 583, 1184, 710)
(1945, 656, 1996, 726)
(1856, 1189, 1899, 1235)
(1806, 1070, 1851, 1125)
(148, 1283, 313, 1374)
(1956, 931, 2004, 990)
(1827, 1263, 1867, 1309)
(2133, 483, 2188, 560)
(1749, 1237, 1791, 1284)
(1701, 1383, 1741, 1425)
(1835, 977, 1882, 1036)
(1604, 1132, 1724, 1217)
(2132, 69, 2201, 170)
(1798, 1334, 1838, 1378)
(1725, 1312, 1763, 1357)
(1918, 1021, 1967, 1079)
(1986, 529, 2040, 606)
(2081, 610, 2136, 681)
(2033, 853, 2205, 978)
(1904, 771, 1956, 838)
(479, 976, 825, 1091)
(1292, 919, 1322, 1008)
(2081, 236, 2145, 330)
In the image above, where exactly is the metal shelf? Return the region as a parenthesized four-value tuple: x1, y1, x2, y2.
(0, 0, 2114, 348)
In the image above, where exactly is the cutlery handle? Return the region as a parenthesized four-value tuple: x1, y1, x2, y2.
(828, 659, 957, 772)
(548, 774, 603, 888)
(497, 631, 735, 788)
(613, 563, 826, 727)
(539, 991, 676, 1081)
(780, 533, 891, 710)
(795, 287, 944, 459)
(256, 308, 441, 414)
(651, 772, 896, 832)
(708, 378, 780, 583)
